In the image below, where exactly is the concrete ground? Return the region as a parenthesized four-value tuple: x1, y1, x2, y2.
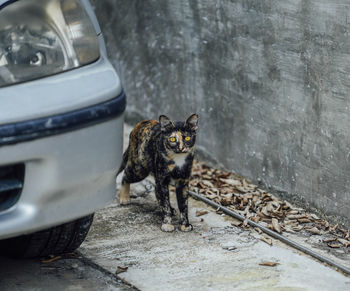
(2, 190, 348, 291)
(78, 125, 350, 290)
(0, 254, 134, 291)
(79, 184, 350, 291)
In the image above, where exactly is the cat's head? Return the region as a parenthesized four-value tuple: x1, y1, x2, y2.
(159, 114, 198, 154)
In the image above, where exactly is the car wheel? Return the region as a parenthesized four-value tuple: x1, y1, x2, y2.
(0, 214, 94, 258)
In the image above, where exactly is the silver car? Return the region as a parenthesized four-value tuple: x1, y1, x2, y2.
(0, 0, 125, 257)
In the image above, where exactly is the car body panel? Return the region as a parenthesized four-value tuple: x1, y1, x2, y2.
(0, 114, 124, 239)
(0, 91, 125, 145)
(0, 0, 125, 239)
(0, 55, 121, 125)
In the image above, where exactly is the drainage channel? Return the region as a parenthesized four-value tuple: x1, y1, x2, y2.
(188, 190, 350, 276)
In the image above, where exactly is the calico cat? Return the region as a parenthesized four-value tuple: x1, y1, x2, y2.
(117, 114, 198, 232)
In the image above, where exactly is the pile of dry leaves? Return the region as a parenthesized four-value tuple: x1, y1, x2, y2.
(190, 161, 350, 249)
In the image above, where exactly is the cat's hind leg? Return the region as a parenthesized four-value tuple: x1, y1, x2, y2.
(117, 147, 131, 205)
(119, 164, 149, 205)
(119, 178, 131, 205)
(117, 147, 129, 176)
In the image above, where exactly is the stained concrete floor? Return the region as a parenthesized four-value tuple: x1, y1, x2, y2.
(79, 183, 350, 291)
(78, 124, 350, 290)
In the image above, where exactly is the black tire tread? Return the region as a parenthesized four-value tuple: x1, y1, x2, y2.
(65, 215, 94, 252)
(0, 214, 94, 258)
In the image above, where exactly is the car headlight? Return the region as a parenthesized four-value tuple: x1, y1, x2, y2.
(0, 0, 100, 87)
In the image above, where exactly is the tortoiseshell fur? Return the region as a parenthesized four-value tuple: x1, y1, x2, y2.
(117, 114, 198, 232)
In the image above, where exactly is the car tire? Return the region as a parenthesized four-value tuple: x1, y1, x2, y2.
(0, 214, 94, 258)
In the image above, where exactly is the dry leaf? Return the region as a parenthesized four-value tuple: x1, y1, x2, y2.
(201, 180, 215, 188)
(220, 187, 234, 194)
(190, 160, 350, 252)
(116, 266, 128, 274)
(211, 188, 220, 194)
(243, 218, 249, 227)
(261, 207, 270, 217)
(236, 186, 249, 193)
(243, 205, 250, 215)
(307, 227, 321, 235)
(323, 220, 330, 229)
(231, 219, 242, 227)
(284, 220, 298, 226)
(255, 227, 263, 234)
(196, 210, 209, 217)
(41, 256, 62, 264)
(220, 197, 232, 206)
(231, 218, 242, 226)
(252, 195, 259, 203)
(260, 236, 273, 246)
(330, 224, 338, 232)
(337, 238, 350, 247)
(309, 213, 320, 220)
(283, 225, 296, 233)
(259, 261, 279, 267)
(205, 193, 217, 200)
(292, 225, 303, 231)
(298, 218, 311, 223)
(339, 228, 348, 234)
(250, 216, 260, 223)
(327, 242, 342, 248)
(271, 218, 281, 233)
(287, 214, 307, 220)
(323, 238, 336, 243)
(284, 201, 293, 209)
(219, 178, 241, 187)
(245, 194, 254, 199)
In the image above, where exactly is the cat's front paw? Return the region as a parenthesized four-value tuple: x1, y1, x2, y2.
(161, 223, 175, 232)
(119, 197, 131, 205)
(180, 224, 193, 232)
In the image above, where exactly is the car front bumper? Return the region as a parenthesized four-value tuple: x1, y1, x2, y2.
(0, 58, 125, 240)
(0, 99, 125, 239)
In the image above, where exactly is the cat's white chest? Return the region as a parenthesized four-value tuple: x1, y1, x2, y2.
(173, 153, 188, 168)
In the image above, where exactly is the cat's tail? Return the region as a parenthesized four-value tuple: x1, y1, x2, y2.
(117, 147, 129, 176)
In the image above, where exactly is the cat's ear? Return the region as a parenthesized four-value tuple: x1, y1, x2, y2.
(185, 113, 198, 132)
(159, 115, 174, 132)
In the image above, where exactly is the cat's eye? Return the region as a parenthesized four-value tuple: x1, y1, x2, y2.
(185, 136, 191, 141)
(169, 137, 176, 142)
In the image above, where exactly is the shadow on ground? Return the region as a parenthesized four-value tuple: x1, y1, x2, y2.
(0, 254, 134, 291)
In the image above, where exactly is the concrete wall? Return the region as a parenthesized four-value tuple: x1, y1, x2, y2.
(91, 0, 350, 223)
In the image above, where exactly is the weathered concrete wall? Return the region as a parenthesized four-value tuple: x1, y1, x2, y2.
(91, 0, 350, 223)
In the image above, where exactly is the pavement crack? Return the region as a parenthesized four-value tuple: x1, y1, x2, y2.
(76, 251, 141, 291)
